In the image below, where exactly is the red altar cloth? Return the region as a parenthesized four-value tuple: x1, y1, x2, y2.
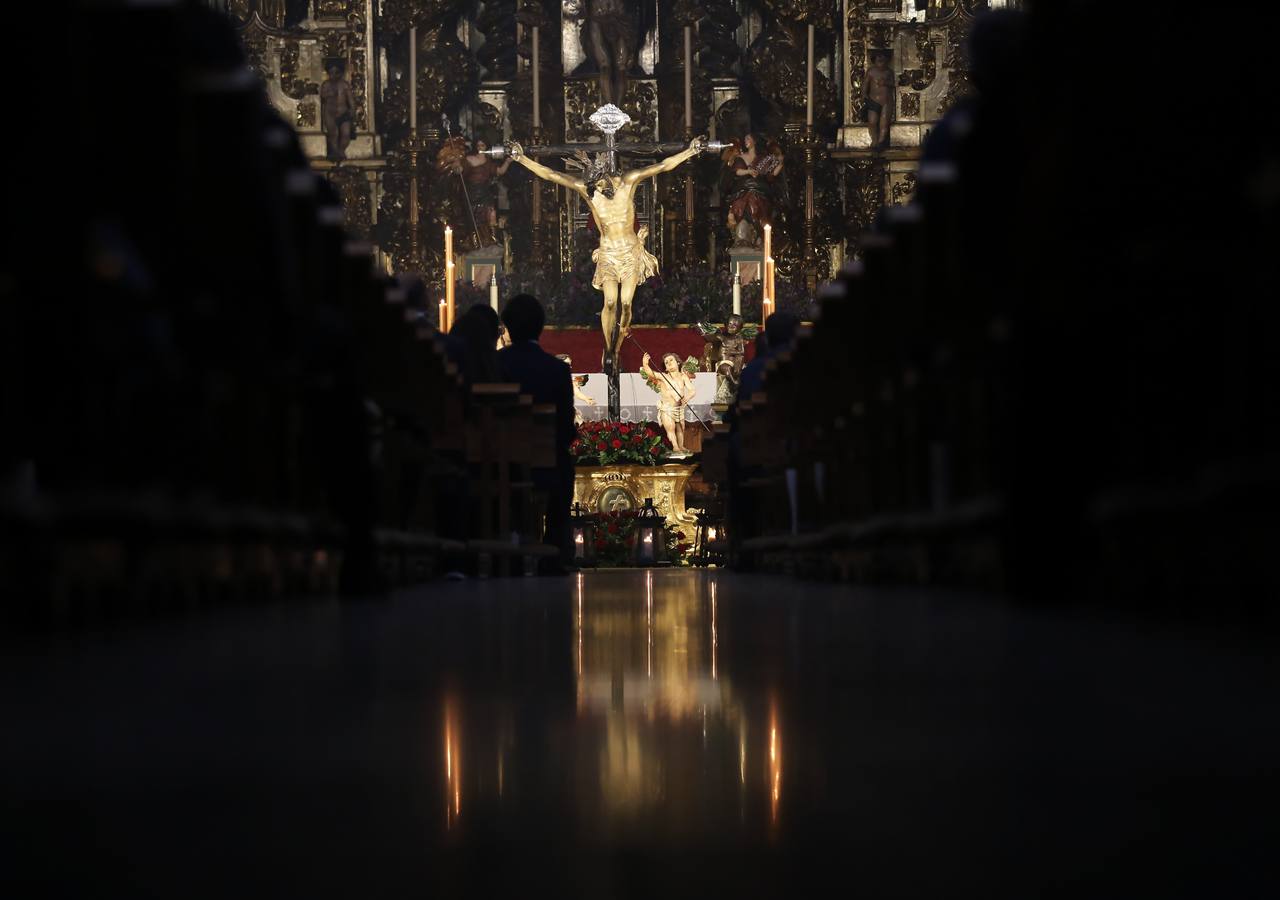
(537, 326, 757, 373)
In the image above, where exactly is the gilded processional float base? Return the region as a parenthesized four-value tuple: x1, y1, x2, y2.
(573, 464, 699, 530)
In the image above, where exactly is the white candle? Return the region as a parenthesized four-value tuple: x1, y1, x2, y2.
(444, 227, 454, 329)
(531, 26, 540, 129)
(806, 24, 814, 127)
(732, 271, 741, 316)
(409, 26, 417, 131)
(684, 26, 693, 131)
(763, 257, 775, 326)
(761, 223, 772, 307)
(489, 273, 499, 311)
(446, 260, 455, 330)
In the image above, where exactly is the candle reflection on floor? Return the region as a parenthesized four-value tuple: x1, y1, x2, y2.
(769, 695, 782, 828)
(444, 693, 461, 829)
(438, 571, 784, 840)
(570, 571, 774, 835)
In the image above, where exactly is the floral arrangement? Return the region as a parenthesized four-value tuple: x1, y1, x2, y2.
(571, 420, 671, 466)
(591, 509, 693, 567)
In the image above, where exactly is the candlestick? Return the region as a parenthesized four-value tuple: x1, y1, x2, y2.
(732, 271, 741, 316)
(764, 257, 775, 326)
(531, 26, 540, 129)
(446, 260, 455, 330)
(805, 24, 814, 127)
(439, 298, 446, 331)
(762, 223, 772, 307)
(684, 26, 693, 131)
(489, 273, 499, 311)
(762, 254, 773, 311)
(409, 26, 417, 131)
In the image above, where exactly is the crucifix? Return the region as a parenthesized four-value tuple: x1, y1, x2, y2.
(486, 104, 726, 420)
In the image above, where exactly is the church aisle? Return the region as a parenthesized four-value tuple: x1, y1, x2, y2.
(3, 571, 1273, 896)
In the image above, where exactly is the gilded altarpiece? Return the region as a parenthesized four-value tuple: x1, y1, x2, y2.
(223, 0, 1017, 280)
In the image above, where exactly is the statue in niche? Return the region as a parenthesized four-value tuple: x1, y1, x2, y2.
(722, 133, 786, 247)
(319, 58, 355, 161)
(436, 135, 512, 249)
(574, 0, 656, 106)
(863, 48, 895, 151)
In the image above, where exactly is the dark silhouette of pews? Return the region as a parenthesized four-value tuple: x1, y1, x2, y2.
(706, 6, 1278, 620)
(1, 3, 557, 628)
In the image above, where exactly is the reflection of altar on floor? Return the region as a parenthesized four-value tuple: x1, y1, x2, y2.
(573, 373, 718, 426)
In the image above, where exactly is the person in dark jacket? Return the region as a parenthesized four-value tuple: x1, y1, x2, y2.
(497, 294, 576, 572)
(450, 304, 502, 387)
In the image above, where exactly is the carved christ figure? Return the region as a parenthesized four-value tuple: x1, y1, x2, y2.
(507, 136, 706, 365)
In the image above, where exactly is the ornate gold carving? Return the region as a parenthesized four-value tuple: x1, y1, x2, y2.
(927, 0, 987, 22)
(868, 23, 893, 51)
(898, 24, 938, 93)
(565, 79, 656, 141)
(316, 0, 351, 19)
(900, 91, 920, 118)
(843, 158, 887, 259)
(239, 18, 269, 76)
(297, 100, 317, 128)
(279, 42, 318, 101)
(939, 22, 972, 114)
(890, 171, 917, 206)
(326, 167, 373, 240)
(746, 1, 838, 127)
(573, 464, 699, 528)
(848, 1, 868, 123)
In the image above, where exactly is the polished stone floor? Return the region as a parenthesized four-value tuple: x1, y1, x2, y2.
(3, 570, 1275, 896)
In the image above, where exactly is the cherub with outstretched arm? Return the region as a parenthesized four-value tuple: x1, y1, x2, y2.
(641, 351, 698, 457)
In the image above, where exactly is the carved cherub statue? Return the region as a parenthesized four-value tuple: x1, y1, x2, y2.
(319, 58, 355, 162)
(640, 351, 699, 458)
(696, 314, 757, 377)
(863, 48, 895, 151)
(556, 354, 598, 425)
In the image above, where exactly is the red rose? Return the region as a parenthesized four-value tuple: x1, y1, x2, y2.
(619, 424, 631, 434)
(650, 446, 662, 455)
(596, 441, 607, 451)
(611, 439, 622, 449)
